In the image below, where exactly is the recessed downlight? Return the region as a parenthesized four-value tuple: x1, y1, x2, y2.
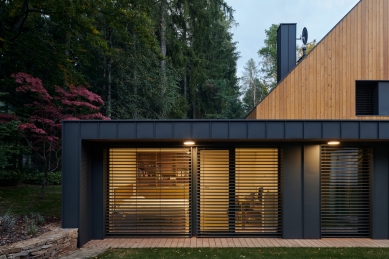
(328, 141, 340, 145)
(184, 141, 195, 145)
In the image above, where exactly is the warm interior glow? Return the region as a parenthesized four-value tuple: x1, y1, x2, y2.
(328, 141, 340, 145)
(184, 141, 195, 145)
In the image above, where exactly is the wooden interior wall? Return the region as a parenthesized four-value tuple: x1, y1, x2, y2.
(249, 0, 389, 120)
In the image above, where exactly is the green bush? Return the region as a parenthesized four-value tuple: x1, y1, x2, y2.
(29, 212, 45, 225)
(22, 171, 62, 185)
(0, 170, 22, 186)
(24, 215, 38, 235)
(0, 209, 16, 230)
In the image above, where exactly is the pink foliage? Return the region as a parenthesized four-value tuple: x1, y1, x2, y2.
(18, 123, 47, 135)
(61, 99, 99, 111)
(0, 113, 18, 124)
(77, 113, 110, 120)
(12, 73, 52, 102)
(12, 72, 110, 169)
(70, 86, 104, 105)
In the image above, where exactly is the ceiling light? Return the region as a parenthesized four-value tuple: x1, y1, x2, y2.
(184, 141, 195, 145)
(328, 141, 340, 145)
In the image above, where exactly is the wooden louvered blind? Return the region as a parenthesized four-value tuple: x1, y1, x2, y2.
(107, 148, 191, 236)
(321, 146, 371, 237)
(197, 148, 281, 236)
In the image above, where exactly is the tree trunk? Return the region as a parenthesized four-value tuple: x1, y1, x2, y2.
(0, 5, 3, 76)
(107, 57, 112, 118)
(183, 74, 187, 99)
(192, 82, 196, 119)
(253, 79, 256, 108)
(40, 164, 48, 200)
(160, 0, 167, 94)
(106, 28, 113, 118)
(133, 30, 138, 119)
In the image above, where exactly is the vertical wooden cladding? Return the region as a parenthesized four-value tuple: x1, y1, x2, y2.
(251, 0, 389, 120)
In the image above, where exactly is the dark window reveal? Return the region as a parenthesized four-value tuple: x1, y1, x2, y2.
(356, 81, 389, 116)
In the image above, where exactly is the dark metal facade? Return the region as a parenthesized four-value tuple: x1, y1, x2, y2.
(62, 120, 389, 246)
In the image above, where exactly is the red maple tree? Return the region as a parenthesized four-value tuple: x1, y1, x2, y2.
(8, 72, 109, 198)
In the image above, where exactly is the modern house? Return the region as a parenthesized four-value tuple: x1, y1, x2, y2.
(62, 0, 389, 247)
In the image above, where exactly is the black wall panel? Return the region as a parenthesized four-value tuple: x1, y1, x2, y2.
(100, 123, 118, 139)
(267, 122, 285, 139)
(118, 122, 136, 139)
(379, 122, 389, 139)
(283, 146, 303, 238)
(371, 145, 389, 239)
(303, 145, 321, 239)
(192, 122, 210, 139)
(229, 122, 247, 139)
(91, 145, 105, 239)
(81, 123, 98, 139)
(137, 122, 154, 139)
(155, 122, 173, 139)
(247, 122, 266, 139)
(173, 122, 192, 139)
(360, 122, 378, 139)
(211, 122, 229, 139)
(285, 122, 304, 139)
(323, 122, 341, 139)
(62, 123, 80, 228)
(304, 122, 322, 139)
(341, 122, 360, 139)
(79, 143, 91, 247)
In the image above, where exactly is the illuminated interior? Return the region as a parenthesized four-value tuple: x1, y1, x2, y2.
(108, 147, 280, 236)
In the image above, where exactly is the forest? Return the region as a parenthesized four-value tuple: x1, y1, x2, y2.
(0, 0, 262, 190)
(0, 0, 247, 120)
(0, 1, 317, 194)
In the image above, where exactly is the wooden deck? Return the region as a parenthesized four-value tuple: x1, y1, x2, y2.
(84, 238, 389, 248)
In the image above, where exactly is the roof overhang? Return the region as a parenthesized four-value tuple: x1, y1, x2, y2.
(62, 120, 389, 141)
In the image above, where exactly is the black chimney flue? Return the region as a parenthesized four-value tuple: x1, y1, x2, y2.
(277, 24, 297, 83)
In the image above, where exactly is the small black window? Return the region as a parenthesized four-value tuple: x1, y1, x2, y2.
(356, 81, 389, 116)
(355, 81, 375, 115)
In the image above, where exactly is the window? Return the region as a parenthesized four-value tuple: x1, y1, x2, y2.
(356, 81, 389, 115)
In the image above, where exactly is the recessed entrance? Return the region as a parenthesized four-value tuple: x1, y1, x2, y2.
(106, 147, 281, 237)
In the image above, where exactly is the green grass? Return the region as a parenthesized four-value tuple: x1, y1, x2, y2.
(0, 185, 61, 217)
(93, 248, 389, 259)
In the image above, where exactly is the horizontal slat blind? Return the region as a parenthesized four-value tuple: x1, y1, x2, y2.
(321, 147, 371, 237)
(235, 148, 281, 234)
(356, 82, 375, 115)
(197, 148, 280, 236)
(107, 148, 191, 236)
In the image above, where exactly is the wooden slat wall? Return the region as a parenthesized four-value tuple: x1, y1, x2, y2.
(249, 0, 389, 120)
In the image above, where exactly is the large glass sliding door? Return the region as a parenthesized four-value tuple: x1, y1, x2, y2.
(197, 148, 281, 236)
(321, 146, 371, 237)
(107, 146, 281, 237)
(235, 148, 280, 234)
(107, 148, 191, 236)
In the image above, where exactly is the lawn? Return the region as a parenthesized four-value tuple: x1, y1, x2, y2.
(94, 247, 389, 259)
(0, 185, 61, 217)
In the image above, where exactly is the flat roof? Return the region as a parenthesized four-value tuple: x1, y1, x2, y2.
(63, 120, 389, 141)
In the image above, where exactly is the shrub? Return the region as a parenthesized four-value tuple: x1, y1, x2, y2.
(29, 212, 45, 225)
(22, 171, 62, 185)
(0, 170, 22, 186)
(24, 215, 38, 235)
(0, 209, 16, 231)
